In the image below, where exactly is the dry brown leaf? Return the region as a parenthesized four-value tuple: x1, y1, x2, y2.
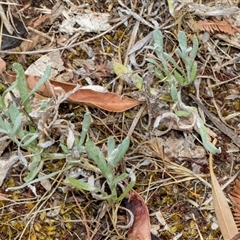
(127, 190, 151, 240)
(197, 18, 240, 35)
(5, 71, 141, 112)
(230, 180, 240, 230)
(209, 142, 238, 239)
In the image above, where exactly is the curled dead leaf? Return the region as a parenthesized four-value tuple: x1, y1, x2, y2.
(127, 190, 151, 240)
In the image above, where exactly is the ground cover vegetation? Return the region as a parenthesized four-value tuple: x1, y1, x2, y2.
(0, 0, 240, 239)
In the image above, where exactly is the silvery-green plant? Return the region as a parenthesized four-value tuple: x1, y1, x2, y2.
(147, 30, 220, 154)
(146, 30, 198, 87)
(0, 63, 51, 185)
(1, 63, 93, 191)
(64, 136, 135, 204)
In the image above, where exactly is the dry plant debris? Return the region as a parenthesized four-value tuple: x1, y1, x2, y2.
(0, 0, 240, 240)
(197, 18, 240, 35)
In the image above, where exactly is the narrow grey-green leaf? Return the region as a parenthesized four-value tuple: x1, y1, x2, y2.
(108, 137, 130, 167)
(26, 66, 51, 100)
(21, 133, 38, 147)
(86, 140, 109, 176)
(174, 70, 186, 86)
(178, 31, 188, 56)
(24, 160, 43, 183)
(170, 84, 178, 102)
(116, 180, 135, 202)
(8, 104, 20, 122)
(0, 80, 18, 110)
(196, 116, 221, 154)
(107, 137, 115, 158)
(12, 112, 22, 134)
(79, 112, 91, 146)
(64, 178, 97, 192)
(13, 63, 32, 113)
(190, 35, 199, 59)
(112, 173, 129, 186)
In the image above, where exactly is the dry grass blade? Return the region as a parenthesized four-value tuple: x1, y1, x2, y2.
(209, 139, 238, 239)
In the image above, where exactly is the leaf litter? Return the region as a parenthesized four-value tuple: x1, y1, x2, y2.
(0, 0, 240, 240)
